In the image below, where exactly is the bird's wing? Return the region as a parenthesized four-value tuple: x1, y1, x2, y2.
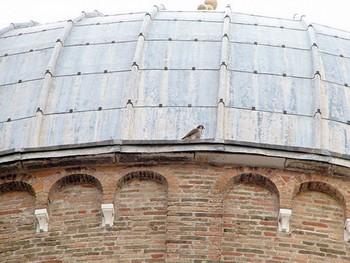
(181, 128, 198, 139)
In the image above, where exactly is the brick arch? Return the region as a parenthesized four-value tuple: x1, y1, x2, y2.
(291, 181, 345, 242)
(114, 170, 168, 261)
(224, 173, 280, 199)
(220, 173, 280, 262)
(48, 174, 103, 198)
(0, 181, 35, 197)
(0, 181, 36, 262)
(116, 170, 168, 189)
(292, 181, 345, 211)
(47, 173, 103, 260)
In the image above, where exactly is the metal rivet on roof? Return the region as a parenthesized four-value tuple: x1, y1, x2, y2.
(69, 109, 73, 113)
(56, 38, 61, 43)
(18, 33, 22, 36)
(168, 37, 172, 41)
(104, 69, 108, 73)
(254, 23, 258, 26)
(111, 40, 115, 43)
(86, 42, 90, 45)
(4, 53, 8, 57)
(36, 107, 42, 112)
(345, 83, 348, 87)
(316, 108, 321, 114)
(77, 72, 81, 75)
(198, 19, 202, 22)
(334, 35, 338, 38)
(283, 110, 287, 114)
(340, 54, 344, 57)
(254, 41, 258, 45)
(192, 67, 196, 70)
(251, 106, 256, 110)
(281, 44, 286, 48)
(127, 99, 133, 105)
(280, 26, 284, 29)
(18, 80, 22, 83)
(29, 49, 33, 52)
(223, 33, 228, 38)
(173, 18, 177, 21)
(96, 22, 100, 25)
(347, 121, 350, 125)
(138, 32, 144, 37)
(188, 104, 192, 107)
(219, 98, 224, 103)
(282, 73, 287, 77)
(159, 103, 163, 107)
(194, 38, 198, 41)
(253, 70, 258, 74)
(98, 106, 102, 111)
(7, 118, 11, 122)
(42, 29, 47, 32)
(164, 66, 168, 70)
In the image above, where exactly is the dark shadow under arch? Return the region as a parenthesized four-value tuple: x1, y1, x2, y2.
(49, 174, 103, 197)
(225, 173, 280, 198)
(293, 181, 345, 209)
(0, 181, 35, 197)
(117, 170, 168, 190)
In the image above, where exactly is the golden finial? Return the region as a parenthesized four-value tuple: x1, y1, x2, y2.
(197, 0, 217, 10)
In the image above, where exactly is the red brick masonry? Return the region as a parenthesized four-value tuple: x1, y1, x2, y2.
(0, 163, 350, 262)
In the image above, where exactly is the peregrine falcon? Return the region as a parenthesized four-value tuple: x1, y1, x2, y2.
(181, 125, 205, 140)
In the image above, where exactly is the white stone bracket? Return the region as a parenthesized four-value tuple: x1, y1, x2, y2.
(101, 204, 115, 227)
(344, 219, 350, 242)
(35, 208, 49, 232)
(278, 208, 292, 233)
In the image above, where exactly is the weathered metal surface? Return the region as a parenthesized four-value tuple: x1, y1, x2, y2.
(64, 21, 142, 45)
(0, 80, 43, 122)
(230, 24, 309, 49)
(227, 72, 314, 115)
(0, 10, 349, 158)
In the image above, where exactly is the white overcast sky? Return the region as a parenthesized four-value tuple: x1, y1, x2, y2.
(0, 0, 350, 31)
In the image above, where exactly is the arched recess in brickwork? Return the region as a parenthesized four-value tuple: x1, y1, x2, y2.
(48, 174, 103, 260)
(115, 170, 168, 261)
(221, 173, 279, 262)
(291, 181, 345, 241)
(48, 174, 103, 197)
(0, 181, 36, 261)
(0, 181, 35, 196)
(220, 173, 280, 200)
(116, 170, 168, 189)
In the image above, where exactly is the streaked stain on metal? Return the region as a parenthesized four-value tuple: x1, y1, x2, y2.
(0, 10, 349, 156)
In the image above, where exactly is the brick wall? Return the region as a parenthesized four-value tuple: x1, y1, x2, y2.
(221, 182, 279, 262)
(115, 177, 167, 261)
(0, 164, 350, 262)
(0, 188, 35, 262)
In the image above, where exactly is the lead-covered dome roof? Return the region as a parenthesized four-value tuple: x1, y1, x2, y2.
(0, 6, 349, 161)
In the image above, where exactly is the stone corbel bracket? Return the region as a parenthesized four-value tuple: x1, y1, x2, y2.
(34, 208, 49, 232)
(344, 219, 350, 242)
(278, 208, 292, 233)
(101, 204, 115, 227)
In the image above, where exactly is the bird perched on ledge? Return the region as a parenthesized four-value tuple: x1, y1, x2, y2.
(181, 125, 205, 140)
